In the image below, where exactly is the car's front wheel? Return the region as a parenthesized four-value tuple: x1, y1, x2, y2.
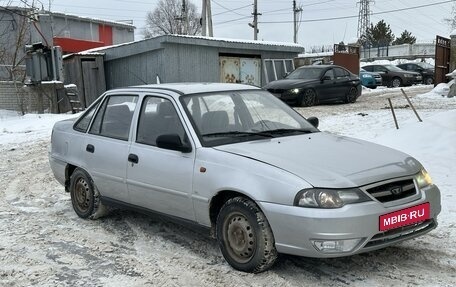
(216, 197, 278, 273)
(70, 168, 107, 219)
(300, 89, 316, 107)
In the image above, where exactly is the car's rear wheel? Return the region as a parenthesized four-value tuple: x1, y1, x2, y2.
(300, 89, 316, 107)
(345, 87, 358, 103)
(70, 168, 107, 219)
(391, 77, 402, 88)
(216, 197, 278, 273)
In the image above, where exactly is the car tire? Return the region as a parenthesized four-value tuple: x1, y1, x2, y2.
(424, 77, 433, 85)
(300, 89, 316, 107)
(216, 197, 278, 273)
(70, 168, 107, 219)
(391, 77, 402, 88)
(345, 87, 358, 103)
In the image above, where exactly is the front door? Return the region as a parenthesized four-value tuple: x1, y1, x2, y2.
(127, 96, 196, 220)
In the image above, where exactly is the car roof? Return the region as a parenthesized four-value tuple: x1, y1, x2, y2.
(108, 83, 261, 95)
(298, 65, 336, 69)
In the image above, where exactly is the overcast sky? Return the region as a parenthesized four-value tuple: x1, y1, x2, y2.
(3, 0, 454, 49)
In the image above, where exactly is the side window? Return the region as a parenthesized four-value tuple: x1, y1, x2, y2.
(323, 69, 335, 80)
(89, 95, 138, 141)
(136, 97, 186, 147)
(73, 98, 102, 132)
(334, 68, 348, 79)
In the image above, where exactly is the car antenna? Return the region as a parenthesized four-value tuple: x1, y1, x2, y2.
(123, 66, 148, 84)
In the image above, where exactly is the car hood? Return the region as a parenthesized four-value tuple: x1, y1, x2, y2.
(214, 132, 421, 188)
(263, 79, 318, 90)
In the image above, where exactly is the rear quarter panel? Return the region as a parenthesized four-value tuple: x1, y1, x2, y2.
(49, 119, 88, 186)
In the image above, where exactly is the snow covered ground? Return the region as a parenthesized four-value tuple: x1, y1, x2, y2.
(0, 85, 455, 286)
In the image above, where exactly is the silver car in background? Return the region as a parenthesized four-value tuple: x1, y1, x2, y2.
(49, 83, 441, 273)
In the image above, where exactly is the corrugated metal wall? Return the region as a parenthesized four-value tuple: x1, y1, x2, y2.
(101, 36, 303, 89)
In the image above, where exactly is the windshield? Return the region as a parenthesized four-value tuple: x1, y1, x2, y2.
(286, 67, 323, 79)
(180, 90, 319, 147)
(416, 62, 434, 69)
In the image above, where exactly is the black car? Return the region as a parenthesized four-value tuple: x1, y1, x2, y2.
(263, 65, 362, 107)
(396, 62, 434, 85)
(362, 64, 422, 88)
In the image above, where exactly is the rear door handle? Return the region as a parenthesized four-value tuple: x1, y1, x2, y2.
(86, 144, 95, 153)
(128, 153, 139, 164)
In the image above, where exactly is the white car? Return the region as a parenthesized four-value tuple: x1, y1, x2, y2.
(49, 83, 441, 273)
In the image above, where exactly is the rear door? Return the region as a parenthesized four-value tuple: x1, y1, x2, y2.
(373, 65, 391, 83)
(85, 94, 138, 203)
(333, 67, 352, 99)
(127, 95, 196, 220)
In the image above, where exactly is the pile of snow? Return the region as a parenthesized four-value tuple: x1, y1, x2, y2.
(417, 82, 455, 99)
(0, 110, 77, 147)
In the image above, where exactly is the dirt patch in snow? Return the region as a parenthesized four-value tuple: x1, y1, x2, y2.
(1, 86, 456, 286)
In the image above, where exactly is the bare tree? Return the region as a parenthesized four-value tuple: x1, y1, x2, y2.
(444, 2, 456, 31)
(0, 2, 32, 114)
(144, 0, 201, 38)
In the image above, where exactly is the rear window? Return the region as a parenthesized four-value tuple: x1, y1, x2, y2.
(74, 98, 102, 133)
(89, 95, 138, 141)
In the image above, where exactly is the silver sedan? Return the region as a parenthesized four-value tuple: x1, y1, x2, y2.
(49, 83, 441, 273)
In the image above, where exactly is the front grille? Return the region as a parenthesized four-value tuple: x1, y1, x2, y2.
(364, 219, 436, 248)
(366, 179, 417, 203)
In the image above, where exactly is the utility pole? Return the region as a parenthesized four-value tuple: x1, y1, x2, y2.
(249, 0, 261, 40)
(207, 0, 213, 36)
(357, 0, 374, 40)
(201, 0, 213, 37)
(182, 0, 188, 35)
(293, 0, 303, 43)
(201, 0, 206, 36)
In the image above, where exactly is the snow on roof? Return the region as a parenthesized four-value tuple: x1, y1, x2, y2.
(297, 51, 334, 58)
(77, 34, 304, 55)
(49, 11, 135, 29)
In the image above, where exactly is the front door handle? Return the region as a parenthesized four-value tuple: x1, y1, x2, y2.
(86, 144, 95, 153)
(128, 153, 139, 164)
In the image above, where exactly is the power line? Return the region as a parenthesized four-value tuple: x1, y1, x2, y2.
(259, 0, 453, 24)
(213, 3, 252, 17)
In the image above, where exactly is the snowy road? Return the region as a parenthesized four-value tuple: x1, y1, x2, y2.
(1, 85, 456, 286)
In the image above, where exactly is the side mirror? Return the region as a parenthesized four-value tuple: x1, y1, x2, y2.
(307, 116, 319, 128)
(284, 72, 291, 78)
(156, 134, 192, 153)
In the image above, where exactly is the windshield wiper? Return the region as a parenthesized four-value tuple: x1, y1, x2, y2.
(202, 131, 275, 138)
(263, 128, 316, 135)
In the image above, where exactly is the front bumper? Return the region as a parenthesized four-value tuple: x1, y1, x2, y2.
(258, 184, 441, 258)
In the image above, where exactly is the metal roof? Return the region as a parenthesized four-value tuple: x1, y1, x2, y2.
(80, 34, 304, 59)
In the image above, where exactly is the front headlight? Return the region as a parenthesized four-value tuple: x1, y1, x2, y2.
(416, 169, 433, 189)
(294, 188, 372, 208)
(289, 88, 301, 94)
(404, 74, 413, 78)
(361, 74, 372, 78)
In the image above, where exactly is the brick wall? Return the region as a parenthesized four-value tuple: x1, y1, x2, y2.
(0, 81, 55, 113)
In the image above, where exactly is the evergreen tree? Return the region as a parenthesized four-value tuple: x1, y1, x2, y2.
(365, 20, 395, 47)
(392, 30, 416, 45)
